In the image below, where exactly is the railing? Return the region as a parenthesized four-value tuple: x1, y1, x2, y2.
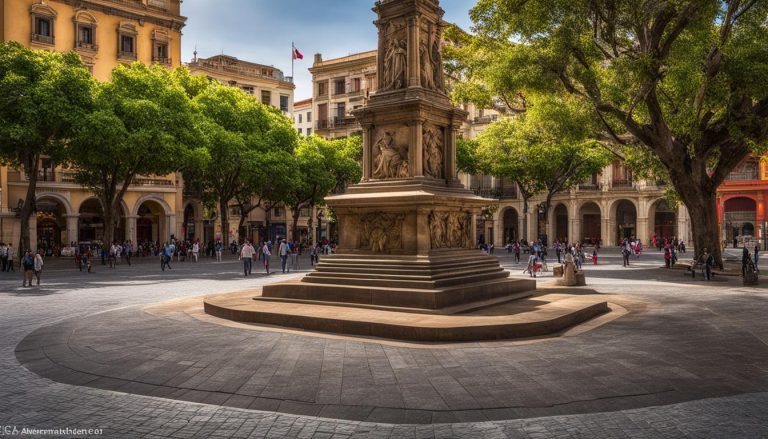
(347, 89, 363, 97)
(31, 33, 54, 45)
(316, 118, 358, 130)
(315, 93, 328, 101)
(611, 179, 634, 188)
(725, 170, 759, 181)
(153, 56, 171, 65)
(188, 61, 291, 83)
(471, 186, 517, 199)
(133, 178, 175, 187)
(118, 51, 137, 61)
(473, 114, 499, 124)
(76, 41, 98, 51)
(578, 184, 601, 191)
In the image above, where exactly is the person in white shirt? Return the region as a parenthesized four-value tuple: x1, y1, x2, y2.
(33, 250, 44, 286)
(262, 242, 271, 274)
(278, 239, 290, 273)
(240, 241, 255, 276)
(192, 241, 199, 262)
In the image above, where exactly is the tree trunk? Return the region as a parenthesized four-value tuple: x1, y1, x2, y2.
(684, 189, 723, 270)
(307, 203, 315, 245)
(522, 197, 530, 243)
(219, 198, 230, 247)
(102, 197, 115, 247)
(18, 153, 40, 260)
(290, 205, 301, 243)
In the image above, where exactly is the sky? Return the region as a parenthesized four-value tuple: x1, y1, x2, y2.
(180, 0, 477, 101)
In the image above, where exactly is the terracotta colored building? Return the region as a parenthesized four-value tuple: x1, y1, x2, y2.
(717, 154, 768, 248)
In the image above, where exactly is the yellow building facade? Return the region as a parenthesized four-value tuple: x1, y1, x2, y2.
(0, 0, 191, 252)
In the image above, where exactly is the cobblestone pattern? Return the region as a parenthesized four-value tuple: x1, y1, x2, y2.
(0, 254, 767, 438)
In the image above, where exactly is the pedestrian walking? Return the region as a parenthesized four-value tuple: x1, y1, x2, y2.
(6, 244, 15, 272)
(33, 250, 44, 286)
(742, 245, 750, 277)
(754, 244, 760, 273)
(240, 240, 254, 276)
(262, 241, 271, 274)
(622, 243, 631, 267)
(514, 243, 520, 263)
(702, 248, 714, 281)
(0, 243, 7, 272)
(22, 250, 34, 287)
(192, 241, 199, 263)
(279, 239, 290, 273)
(215, 241, 223, 262)
(161, 243, 173, 271)
(592, 249, 598, 265)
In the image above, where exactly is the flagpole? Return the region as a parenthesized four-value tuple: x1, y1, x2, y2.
(291, 41, 294, 82)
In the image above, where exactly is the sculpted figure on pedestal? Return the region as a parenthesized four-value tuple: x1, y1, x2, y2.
(422, 123, 444, 179)
(383, 37, 407, 91)
(429, 210, 448, 249)
(373, 131, 409, 179)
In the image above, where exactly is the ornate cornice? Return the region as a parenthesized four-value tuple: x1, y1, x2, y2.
(52, 0, 186, 31)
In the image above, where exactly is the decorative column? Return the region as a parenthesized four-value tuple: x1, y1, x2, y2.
(166, 214, 177, 240)
(125, 215, 138, 243)
(413, 121, 424, 177)
(64, 214, 80, 246)
(407, 14, 421, 87)
(362, 126, 371, 181)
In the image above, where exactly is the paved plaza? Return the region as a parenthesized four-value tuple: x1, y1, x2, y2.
(1, 251, 767, 438)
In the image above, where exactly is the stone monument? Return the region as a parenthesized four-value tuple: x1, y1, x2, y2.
(260, 0, 534, 310)
(205, 0, 609, 341)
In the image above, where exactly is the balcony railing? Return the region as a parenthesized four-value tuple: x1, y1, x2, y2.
(118, 51, 137, 61)
(316, 118, 358, 130)
(471, 186, 518, 199)
(133, 178, 175, 187)
(31, 33, 54, 45)
(153, 56, 171, 65)
(611, 179, 634, 188)
(76, 41, 98, 51)
(578, 183, 601, 191)
(473, 114, 499, 124)
(725, 170, 759, 181)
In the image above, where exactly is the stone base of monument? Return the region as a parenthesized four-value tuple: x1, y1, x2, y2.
(203, 251, 607, 342)
(556, 270, 587, 287)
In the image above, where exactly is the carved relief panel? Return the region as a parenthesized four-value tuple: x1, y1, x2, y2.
(422, 122, 444, 179)
(419, 20, 444, 92)
(360, 212, 405, 252)
(429, 210, 473, 249)
(372, 126, 410, 179)
(380, 18, 408, 91)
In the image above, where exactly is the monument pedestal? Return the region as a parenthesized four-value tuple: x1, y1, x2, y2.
(204, 0, 607, 341)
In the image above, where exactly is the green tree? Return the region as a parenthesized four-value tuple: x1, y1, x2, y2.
(476, 95, 611, 241)
(188, 83, 298, 246)
(464, 0, 768, 267)
(68, 63, 197, 246)
(0, 42, 94, 255)
(285, 135, 362, 243)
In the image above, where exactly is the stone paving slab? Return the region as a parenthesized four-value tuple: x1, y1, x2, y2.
(1, 254, 768, 437)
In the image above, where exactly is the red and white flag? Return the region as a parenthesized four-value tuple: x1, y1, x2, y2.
(292, 46, 304, 60)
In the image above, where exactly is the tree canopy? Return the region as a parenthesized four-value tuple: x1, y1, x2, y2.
(0, 41, 94, 253)
(451, 0, 768, 264)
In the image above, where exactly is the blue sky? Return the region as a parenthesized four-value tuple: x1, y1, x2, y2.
(181, 0, 477, 100)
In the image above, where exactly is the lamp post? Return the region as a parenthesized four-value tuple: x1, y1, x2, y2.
(316, 208, 325, 244)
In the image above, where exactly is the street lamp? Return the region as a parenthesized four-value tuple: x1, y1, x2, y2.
(316, 208, 325, 243)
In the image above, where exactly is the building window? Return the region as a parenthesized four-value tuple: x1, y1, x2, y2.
(336, 103, 346, 120)
(298, 114, 302, 123)
(241, 86, 254, 95)
(31, 16, 55, 45)
(307, 128, 312, 136)
(351, 77, 361, 92)
(261, 90, 272, 106)
(307, 111, 312, 122)
(334, 78, 345, 95)
(117, 23, 138, 61)
(280, 95, 289, 112)
(298, 128, 302, 135)
(273, 207, 283, 217)
(317, 82, 327, 97)
(153, 42, 170, 65)
(79, 26, 94, 46)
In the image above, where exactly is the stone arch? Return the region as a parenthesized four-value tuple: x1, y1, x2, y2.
(578, 201, 602, 245)
(35, 193, 72, 252)
(648, 198, 677, 244)
(501, 207, 519, 244)
(73, 9, 97, 24)
(182, 200, 203, 241)
(77, 197, 128, 243)
(131, 195, 173, 217)
(723, 196, 758, 245)
(610, 199, 638, 245)
(36, 192, 73, 215)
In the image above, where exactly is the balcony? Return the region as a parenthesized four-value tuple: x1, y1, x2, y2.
(76, 41, 98, 51)
(315, 93, 329, 102)
(578, 183, 602, 191)
(611, 179, 634, 189)
(133, 178, 175, 187)
(725, 170, 759, 181)
(31, 33, 54, 45)
(473, 114, 499, 124)
(347, 89, 363, 97)
(316, 118, 358, 131)
(471, 186, 518, 199)
(152, 56, 172, 65)
(118, 51, 137, 61)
